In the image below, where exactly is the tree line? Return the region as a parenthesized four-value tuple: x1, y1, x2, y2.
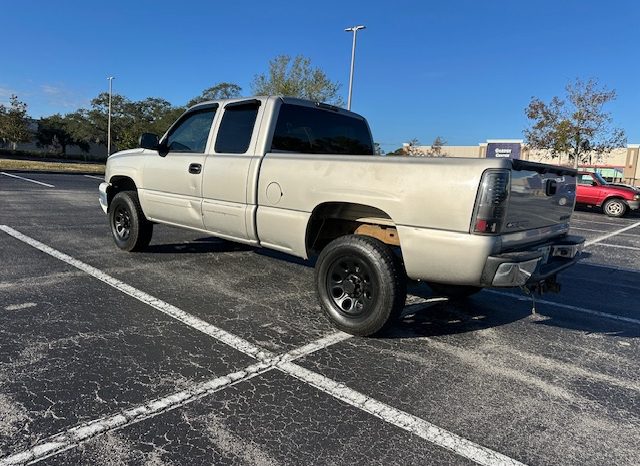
(0, 60, 627, 166)
(0, 55, 343, 157)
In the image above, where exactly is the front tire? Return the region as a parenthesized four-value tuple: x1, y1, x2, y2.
(603, 198, 627, 218)
(109, 191, 153, 251)
(314, 235, 407, 336)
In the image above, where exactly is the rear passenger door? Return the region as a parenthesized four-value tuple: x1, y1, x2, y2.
(201, 100, 263, 242)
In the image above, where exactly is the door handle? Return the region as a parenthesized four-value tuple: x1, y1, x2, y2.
(188, 163, 202, 174)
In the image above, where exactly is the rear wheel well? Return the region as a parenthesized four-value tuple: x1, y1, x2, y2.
(306, 202, 401, 257)
(107, 176, 138, 210)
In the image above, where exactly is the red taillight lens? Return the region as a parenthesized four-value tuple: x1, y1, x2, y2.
(471, 170, 510, 235)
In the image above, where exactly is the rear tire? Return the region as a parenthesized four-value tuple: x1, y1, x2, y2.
(428, 283, 482, 299)
(109, 191, 153, 251)
(314, 235, 407, 336)
(603, 198, 627, 218)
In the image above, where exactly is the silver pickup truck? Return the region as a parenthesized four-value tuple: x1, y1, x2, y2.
(99, 96, 583, 335)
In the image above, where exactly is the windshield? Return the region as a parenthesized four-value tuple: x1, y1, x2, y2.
(593, 172, 608, 185)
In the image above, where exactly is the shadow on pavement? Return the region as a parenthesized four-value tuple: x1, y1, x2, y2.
(144, 236, 254, 254)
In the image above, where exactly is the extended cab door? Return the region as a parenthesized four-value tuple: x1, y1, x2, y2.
(140, 105, 217, 229)
(201, 99, 263, 243)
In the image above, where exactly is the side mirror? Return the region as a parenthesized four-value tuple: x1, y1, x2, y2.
(139, 133, 159, 150)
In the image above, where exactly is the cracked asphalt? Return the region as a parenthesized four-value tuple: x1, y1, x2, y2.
(1, 172, 639, 465)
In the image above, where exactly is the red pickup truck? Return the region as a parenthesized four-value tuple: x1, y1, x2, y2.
(576, 171, 640, 217)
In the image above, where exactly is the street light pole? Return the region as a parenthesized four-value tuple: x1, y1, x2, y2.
(344, 25, 365, 111)
(107, 76, 114, 156)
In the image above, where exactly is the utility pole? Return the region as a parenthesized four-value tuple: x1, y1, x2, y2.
(107, 76, 114, 156)
(344, 25, 366, 111)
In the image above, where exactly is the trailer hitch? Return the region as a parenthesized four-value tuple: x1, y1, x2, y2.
(521, 275, 561, 314)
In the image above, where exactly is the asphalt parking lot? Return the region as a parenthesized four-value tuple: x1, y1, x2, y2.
(1, 171, 639, 466)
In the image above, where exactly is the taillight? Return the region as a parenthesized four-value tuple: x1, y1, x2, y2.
(471, 169, 510, 234)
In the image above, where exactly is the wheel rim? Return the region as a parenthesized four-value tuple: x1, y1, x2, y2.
(113, 205, 131, 240)
(326, 256, 375, 317)
(606, 201, 623, 215)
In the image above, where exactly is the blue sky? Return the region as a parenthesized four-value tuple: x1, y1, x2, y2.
(1, 0, 638, 151)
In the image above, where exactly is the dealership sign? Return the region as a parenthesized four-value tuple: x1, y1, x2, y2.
(486, 141, 522, 159)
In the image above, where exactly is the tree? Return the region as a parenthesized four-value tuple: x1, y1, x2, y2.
(427, 136, 447, 157)
(251, 55, 343, 106)
(0, 95, 31, 150)
(66, 93, 185, 154)
(406, 138, 421, 156)
(187, 82, 242, 107)
(35, 114, 86, 157)
(524, 78, 626, 168)
(373, 142, 384, 155)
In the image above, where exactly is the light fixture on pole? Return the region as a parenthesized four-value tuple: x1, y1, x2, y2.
(107, 76, 115, 156)
(344, 25, 366, 111)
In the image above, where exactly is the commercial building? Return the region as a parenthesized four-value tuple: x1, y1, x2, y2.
(407, 140, 640, 185)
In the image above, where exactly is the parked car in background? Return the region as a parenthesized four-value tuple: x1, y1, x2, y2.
(576, 171, 640, 217)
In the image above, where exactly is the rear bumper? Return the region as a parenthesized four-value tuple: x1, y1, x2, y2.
(480, 235, 584, 287)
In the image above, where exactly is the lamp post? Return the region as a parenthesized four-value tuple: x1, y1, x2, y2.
(107, 76, 114, 156)
(344, 25, 365, 111)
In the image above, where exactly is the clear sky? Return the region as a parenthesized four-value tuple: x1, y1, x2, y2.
(1, 0, 638, 151)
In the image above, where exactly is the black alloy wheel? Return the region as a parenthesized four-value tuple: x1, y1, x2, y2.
(315, 235, 406, 336)
(327, 255, 376, 317)
(108, 190, 153, 251)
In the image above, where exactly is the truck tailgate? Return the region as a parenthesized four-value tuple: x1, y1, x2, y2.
(504, 160, 576, 234)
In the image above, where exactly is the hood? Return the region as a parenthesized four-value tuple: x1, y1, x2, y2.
(108, 148, 145, 160)
(608, 183, 640, 194)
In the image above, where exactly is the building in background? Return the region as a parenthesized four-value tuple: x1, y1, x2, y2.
(407, 140, 639, 185)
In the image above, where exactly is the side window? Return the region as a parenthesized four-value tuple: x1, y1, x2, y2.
(271, 104, 374, 155)
(165, 108, 216, 153)
(578, 174, 595, 186)
(214, 102, 260, 154)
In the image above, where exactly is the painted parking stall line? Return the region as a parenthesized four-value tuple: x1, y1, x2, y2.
(484, 290, 640, 325)
(0, 225, 527, 466)
(83, 175, 104, 180)
(278, 361, 526, 466)
(0, 334, 352, 466)
(0, 224, 268, 360)
(594, 243, 640, 251)
(585, 221, 640, 246)
(0, 172, 55, 187)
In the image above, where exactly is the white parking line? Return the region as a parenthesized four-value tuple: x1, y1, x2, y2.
(571, 218, 636, 227)
(594, 243, 640, 251)
(485, 290, 640, 325)
(0, 225, 525, 466)
(83, 175, 104, 180)
(0, 172, 54, 188)
(585, 221, 640, 246)
(0, 334, 355, 466)
(0, 225, 268, 360)
(278, 362, 526, 466)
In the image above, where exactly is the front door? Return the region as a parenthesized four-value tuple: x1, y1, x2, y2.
(140, 105, 217, 229)
(576, 173, 601, 205)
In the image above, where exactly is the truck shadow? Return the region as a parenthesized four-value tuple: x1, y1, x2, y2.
(144, 237, 254, 254)
(142, 237, 639, 339)
(382, 279, 639, 339)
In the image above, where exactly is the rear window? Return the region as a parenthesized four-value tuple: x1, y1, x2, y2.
(271, 104, 373, 155)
